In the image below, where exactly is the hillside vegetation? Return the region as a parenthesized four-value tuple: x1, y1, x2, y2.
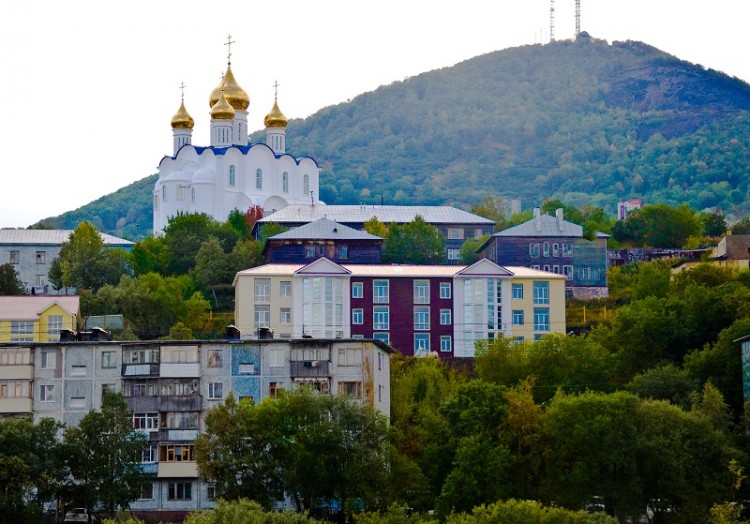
(36, 35, 750, 235)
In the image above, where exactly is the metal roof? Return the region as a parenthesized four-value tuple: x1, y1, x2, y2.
(0, 230, 133, 246)
(270, 218, 382, 241)
(259, 205, 494, 225)
(495, 213, 583, 238)
(0, 296, 80, 321)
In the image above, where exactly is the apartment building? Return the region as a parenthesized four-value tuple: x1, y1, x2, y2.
(0, 296, 79, 344)
(234, 258, 567, 358)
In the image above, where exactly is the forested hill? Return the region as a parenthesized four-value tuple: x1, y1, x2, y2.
(36, 35, 750, 237)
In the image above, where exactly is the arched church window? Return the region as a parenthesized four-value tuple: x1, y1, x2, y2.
(303, 174, 309, 195)
(256, 169, 263, 190)
(191, 187, 196, 203)
(162, 185, 167, 201)
(229, 165, 236, 187)
(154, 193, 159, 210)
(282, 172, 289, 193)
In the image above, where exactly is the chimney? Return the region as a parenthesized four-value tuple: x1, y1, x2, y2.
(226, 325, 241, 340)
(534, 208, 542, 232)
(556, 208, 564, 232)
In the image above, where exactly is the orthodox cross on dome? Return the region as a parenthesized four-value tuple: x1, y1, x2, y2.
(224, 34, 235, 64)
(273, 80, 280, 101)
(179, 81, 186, 102)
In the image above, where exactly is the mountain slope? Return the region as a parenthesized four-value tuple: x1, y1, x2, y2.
(38, 36, 750, 235)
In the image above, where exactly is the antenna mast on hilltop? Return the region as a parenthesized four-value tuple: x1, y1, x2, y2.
(575, 0, 581, 37)
(549, 0, 555, 42)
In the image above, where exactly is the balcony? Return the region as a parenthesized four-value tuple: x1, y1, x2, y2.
(0, 398, 32, 414)
(125, 395, 159, 412)
(138, 463, 158, 475)
(158, 395, 203, 412)
(157, 462, 198, 478)
(160, 362, 200, 378)
(122, 363, 159, 377)
(290, 360, 331, 378)
(0, 365, 33, 381)
(156, 429, 199, 442)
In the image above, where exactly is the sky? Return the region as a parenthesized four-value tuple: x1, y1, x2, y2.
(1, 0, 748, 228)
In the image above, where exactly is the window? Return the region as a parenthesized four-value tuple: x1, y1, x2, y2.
(41, 350, 56, 369)
(352, 308, 363, 325)
(534, 308, 550, 331)
(168, 482, 192, 501)
(207, 484, 217, 501)
(280, 308, 291, 324)
(305, 245, 316, 258)
(254, 305, 270, 328)
(229, 165, 235, 187)
(447, 228, 464, 240)
(282, 172, 289, 193)
(35, 274, 46, 288)
(9, 250, 19, 264)
(529, 243, 540, 257)
(280, 280, 291, 296)
(512, 283, 523, 299)
(70, 396, 85, 408)
(71, 364, 86, 376)
(439, 282, 451, 299)
(254, 278, 271, 302)
(162, 185, 167, 201)
(533, 281, 549, 304)
(337, 245, 348, 259)
(542, 242, 550, 257)
(208, 382, 223, 400)
(40, 384, 54, 402)
(563, 265, 574, 280)
(562, 243, 573, 256)
(440, 309, 451, 325)
(207, 349, 223, 368)
(256, 168, 263, 189)
(269, 382, 283, 398)
(512, 310, 524, 325)
(373, 306, 389, 330)
(373, 280, 389, 303)
(161, 444, 195, 462)
(414, 334, 430, 354)
(11, 321, 33, 335)
(373, 333, 390, 345)
(474, 228, 484, 238)
(339, 381, 363, 399)
(440, 336, 452, 352)
(164, 412, 199, 429)
(447, 248, 460, 260)
(139, 483, 154, 500)
(141, 445, 157, 463)
(191, 187, 195, 202)
(269, 349, 285, 367)
(352, 282, 363, 299)
(514, 336, 525, 344)
(133, 412, 159, 431)
(413, 280, 430, 304)
(239, 363, 255, 374)
(414, 306, 430, 330)
(303, 174, 309, 195)
(552, 243, 560, 257)
(101, 351, 116, 369)
(36, 251, 46, 264)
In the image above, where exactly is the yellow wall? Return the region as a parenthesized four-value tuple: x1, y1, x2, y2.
(0, 302, 76, 343)
(507, 276, 566, 341)
(235, 273, 295, 339)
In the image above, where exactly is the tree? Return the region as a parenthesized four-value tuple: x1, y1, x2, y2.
(459, 234, 489, 265)
(382, 216, 445, 264)
(470, 196, 510, 232)
(162, 212, 238, 275)
(0, 263, 25, 295)
(185, 499, 324, 524)
(258, 222, 288, 241)
(64, 391, 147, 520)
(699, 210, 727, 238)
(731, 217, 750, 235)
(612, 204, 701, 248)
(363, 216, 389, 238)
(192, 237, 231, 309)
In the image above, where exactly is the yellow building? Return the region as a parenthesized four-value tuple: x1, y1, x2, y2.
(0, 296, 79, 343)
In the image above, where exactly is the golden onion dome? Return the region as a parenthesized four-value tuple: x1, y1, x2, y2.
(264, 99, 288, 128)
(171, 100, 195, 129)
(209, 65, 249, 111)
(210, 91, 235, 120)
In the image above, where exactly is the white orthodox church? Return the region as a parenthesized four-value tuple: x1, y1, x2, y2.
(153, 47, 322, 234)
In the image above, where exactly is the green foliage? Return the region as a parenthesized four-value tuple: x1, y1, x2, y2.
(363, 216, 389, 238)
(0, 263, 25, 295)
(64, 391, 148, 519)
(607, 260, 672, 303)
(162, 212, 239, 275)
(258, 222, 289, 241)
(470, 196, 510, 232)
(185, 499, 324, 524)
(382, 216, 445, 264)
(459, 235, 489, 264)
(612, 203, 701, 248)
(732, 217, 750, 235)
(624, 364, 699, 410)
(445, 498, 618, 524)
(701, 210, 728, 238)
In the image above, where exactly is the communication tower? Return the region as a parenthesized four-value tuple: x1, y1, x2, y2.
(575, 0, 581, 37)
(550, 0, 555, 42)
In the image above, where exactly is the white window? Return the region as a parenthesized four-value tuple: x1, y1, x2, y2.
(41, 350, 56, 369)
(141, 445, 158, 463)
(440, 336, 452, 352)
(352, 309, 363, 325)
(414, 334, 430, 354)
(280, 308, 291, 324)
(254, 278, 271, 302)
(9, 251, 19, 264)
(534, 308, 550, 331)
(373, 280, 389, 303)
(413, 280, 430, 304)
(139, 483, 154, 500)
(447, 248, 460, 260)
(239, 363, 255, 374)
(282, 172, 289, 193)
(208, 382, 223, 400)
(352, 282, 363, 298)
(542, 242, 550, 257)
(338, 381, 363, 399)
(191, 187, 195, 202)
(373, 333, 390, 345)
(447, 228, 464, 240)
(562, 243, 573, 256)
(11, 321, 33, 335)
(439, 282, 451, 299)
(512, 283, 524, 299)
(373, 306, 389, 330)
(552, 243, 560, 257)
(529, 243, 540, 257)
(229, 165, 235, 187)
(513, 310, 524, 325)
(280, 281, 292, 297)
(133, 412, 159, 431)
(36, 251, 46, 264)
(162, 185, 167, 201)
(168, 482, 192, 501)
(256, 168, 263, 189)
(254, 306, 270, 328)
(303, 174, 309, 195)
(563, 265, 574, 280)
(414, 306, 430, 330)
(440, 309, 451, 325)
(533, 281, 549, 305)
(40, 384, 54, 402)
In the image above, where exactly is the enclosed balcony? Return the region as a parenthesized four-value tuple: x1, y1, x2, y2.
(290, 360, 331, 378)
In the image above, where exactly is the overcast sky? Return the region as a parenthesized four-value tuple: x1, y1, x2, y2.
(1, 0, 748, 228)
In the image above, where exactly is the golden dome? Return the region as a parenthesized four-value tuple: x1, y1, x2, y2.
(209, 65, 249, 111)
(171, 100, 195, 129)
(264, 99, 288, 128)
(210, 91, 235, 120)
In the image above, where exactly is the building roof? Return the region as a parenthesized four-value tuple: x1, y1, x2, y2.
(0, 296, 80, 321)
(269, 218, 382, 241)
(0, 230, 134, 247)
(495, 212, 584, 238)
(258, 205, 494, 226)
